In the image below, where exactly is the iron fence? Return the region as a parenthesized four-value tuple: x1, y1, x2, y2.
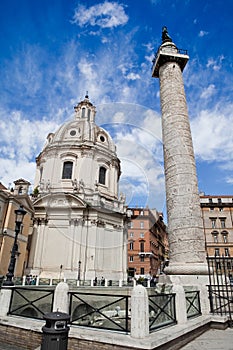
(69, 291, 130, 333)
(8, 287, 54, 320)
(207, 255, 233, 326)
(185, 291, 201, 319)
(149, 293, 176, 332)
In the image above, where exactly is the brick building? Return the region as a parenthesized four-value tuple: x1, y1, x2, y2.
(0, 179, 34, 278)
(200, 195, 233, 257)
(127, 207, 168, 279)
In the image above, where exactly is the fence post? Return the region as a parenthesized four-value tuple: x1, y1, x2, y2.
(0, 288, 12, 317)
(36, 276, 39, 286)
(53, 282, 70, 314)
(172, 284, 187, 324)
(130, 284, 149, 338)
(198, 281, 211, 315)
(22, 276, 26, 286)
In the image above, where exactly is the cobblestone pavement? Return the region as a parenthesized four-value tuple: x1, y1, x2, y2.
(180, 328, 233, 350)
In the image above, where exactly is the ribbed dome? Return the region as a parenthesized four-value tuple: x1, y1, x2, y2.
(44, 96, 116, 154)
(34, 96, 121, 202)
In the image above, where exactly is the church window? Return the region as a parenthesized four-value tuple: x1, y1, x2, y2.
(70, 130, 76, 136)
(18, 186, 23, 194)
(81, 108, 85, 118)
(100, 135, 105, 142)
(87, 109, 91, 121)
(62, 161, 73, 179)
(99, 166, 106, 185)
(40, 167, 43, 181)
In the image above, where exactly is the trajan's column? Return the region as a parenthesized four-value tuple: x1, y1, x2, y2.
(152, 27, 208, 278)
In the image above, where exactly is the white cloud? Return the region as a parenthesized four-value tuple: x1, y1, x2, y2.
(77, 60, 98, 80)
(126, 72, 141, 80)
(199, 30, 209, 37)
(200, 84, 216, 99)
(72, 1, 128, 29)
(191, 105, 233, 163)
(206, 55, 225, 71)
(0, 108, 59, 187)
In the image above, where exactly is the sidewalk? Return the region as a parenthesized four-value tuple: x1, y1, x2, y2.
(180, 328, 233, 350)
(0, 343, 25, 350)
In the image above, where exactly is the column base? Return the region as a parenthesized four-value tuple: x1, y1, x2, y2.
(164, 262, 209, 275)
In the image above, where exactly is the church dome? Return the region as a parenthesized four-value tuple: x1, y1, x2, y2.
(34, 95, 121, 202)
(43, 95, 116, 154)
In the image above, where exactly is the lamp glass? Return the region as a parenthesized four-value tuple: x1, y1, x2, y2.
(15, 206, 27, 223)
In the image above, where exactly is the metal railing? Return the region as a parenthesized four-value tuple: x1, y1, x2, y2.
(185, 291, 202, 319)
(207, 255, 233, 325)
(69, 291, 130, 333)
(149, 293, 176, 332)
(8, 287, 54, 320)
(208, 285, 233, 316)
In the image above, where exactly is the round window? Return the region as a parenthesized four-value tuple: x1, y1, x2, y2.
(100, 135, 105, 142)
(70, 130, 76, 136)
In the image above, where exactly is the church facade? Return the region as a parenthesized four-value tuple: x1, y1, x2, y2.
(27, 95, 128, 281)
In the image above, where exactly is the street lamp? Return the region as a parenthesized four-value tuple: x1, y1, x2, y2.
(78, 261, 81, 281)
(3, 205, 27, 286)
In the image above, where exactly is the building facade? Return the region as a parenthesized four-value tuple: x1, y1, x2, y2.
(28, 95, 128, 281)
(0, 179, 34, 278)
(200, 195, 233, 257)
(127, 207, 168, 279)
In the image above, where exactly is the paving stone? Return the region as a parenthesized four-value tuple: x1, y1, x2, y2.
(180, 328, 233, 350)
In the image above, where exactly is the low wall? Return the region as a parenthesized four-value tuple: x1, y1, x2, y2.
(0, 324, 42, 350)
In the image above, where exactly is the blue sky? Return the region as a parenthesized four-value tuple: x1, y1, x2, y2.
(0, 0, 233, 215)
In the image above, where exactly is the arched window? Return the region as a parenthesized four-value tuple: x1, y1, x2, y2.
(18, 186, 23, 195)
(87, 109, 91, 121)
(221, 231, 228, 243)
(62, 161, 73, 179)
(81, 108, 85, 118)
(99, 166, 106, 185)
(211, 231, 219, 243)
(40, 167, 43, 181)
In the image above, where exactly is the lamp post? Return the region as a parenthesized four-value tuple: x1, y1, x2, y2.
(3, 205, 27, 286)
(78, 261, 81, 281)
